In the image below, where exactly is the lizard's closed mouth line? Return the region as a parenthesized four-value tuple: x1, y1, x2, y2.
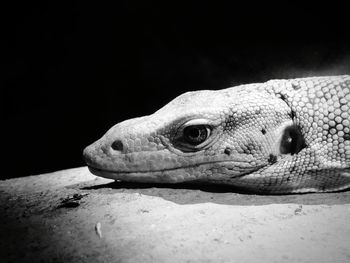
(87, 164, 203, 174)
(87, 162, 263, 175)
(87, 165, 160, 174)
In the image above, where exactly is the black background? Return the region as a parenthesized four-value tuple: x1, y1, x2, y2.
(4, 1, 350, 179)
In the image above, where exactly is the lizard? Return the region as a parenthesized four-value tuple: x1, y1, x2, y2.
(83, 75, 350, 194)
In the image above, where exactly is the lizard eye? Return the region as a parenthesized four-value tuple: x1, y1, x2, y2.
(183, 125, 211, 145)
(172, 119, 215, 152)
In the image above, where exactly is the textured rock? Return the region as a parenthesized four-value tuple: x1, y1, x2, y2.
(1, 167, 350, 263)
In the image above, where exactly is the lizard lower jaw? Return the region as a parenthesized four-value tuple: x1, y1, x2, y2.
(87, 165, 190, 183)
(87, 161, 263, 184)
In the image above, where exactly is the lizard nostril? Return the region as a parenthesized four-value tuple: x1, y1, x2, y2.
(111, 140, 124, 152)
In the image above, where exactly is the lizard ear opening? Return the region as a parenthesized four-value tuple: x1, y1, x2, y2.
(279, 124, 306, 155)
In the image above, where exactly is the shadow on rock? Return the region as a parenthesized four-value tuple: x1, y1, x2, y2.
(78, 180, 350, 206)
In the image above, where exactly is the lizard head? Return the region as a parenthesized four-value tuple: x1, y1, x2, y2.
(83, 86, 304, 185)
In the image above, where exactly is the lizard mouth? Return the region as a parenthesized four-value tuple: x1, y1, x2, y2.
(87, 162, 264, 183)
(87, 165, 152, 174)
(87, 164, 195, 183)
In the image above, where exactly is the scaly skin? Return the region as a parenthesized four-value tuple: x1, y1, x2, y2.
(84, 75, 350, 193)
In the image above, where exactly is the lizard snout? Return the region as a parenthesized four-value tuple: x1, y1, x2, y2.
(82, 145, 95, 167)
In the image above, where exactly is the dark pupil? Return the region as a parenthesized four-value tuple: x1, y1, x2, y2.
(183, 125, 208, 145)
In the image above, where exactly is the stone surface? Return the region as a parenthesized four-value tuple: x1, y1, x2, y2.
(1, 167, 350, 263)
